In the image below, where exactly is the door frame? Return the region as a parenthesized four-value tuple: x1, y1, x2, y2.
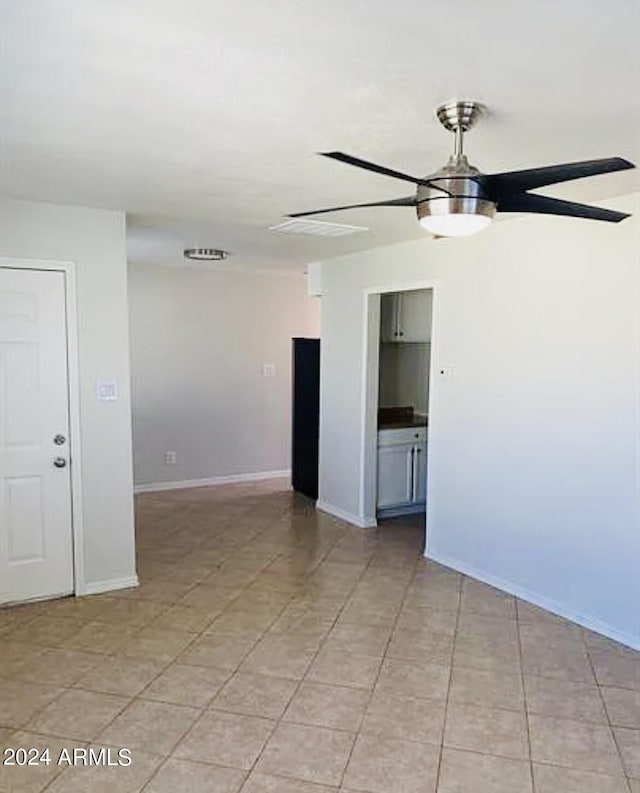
(0, 257, 86, 596)
(360, 280, 438, 535)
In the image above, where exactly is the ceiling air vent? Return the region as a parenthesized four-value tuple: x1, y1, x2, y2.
(269, 219, 368, 237)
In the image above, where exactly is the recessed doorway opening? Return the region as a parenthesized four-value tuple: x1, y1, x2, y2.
(361, 283, 436, 546)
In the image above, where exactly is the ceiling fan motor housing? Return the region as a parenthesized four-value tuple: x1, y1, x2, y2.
(416, 156, 496, 227)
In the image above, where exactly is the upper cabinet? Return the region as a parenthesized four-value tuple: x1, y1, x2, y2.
(380, 293, 399, 342)
(400, 290, 432, 342)
(380, 290, 432, 343)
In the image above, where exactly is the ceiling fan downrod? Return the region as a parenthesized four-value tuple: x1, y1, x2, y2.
(434, 100, 485, 165)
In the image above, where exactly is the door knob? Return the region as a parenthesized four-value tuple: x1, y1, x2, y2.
(53, 457, 67, 468)
(53, 434, 66, 445)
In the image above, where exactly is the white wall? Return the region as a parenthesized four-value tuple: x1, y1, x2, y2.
(0, 198, 136, 593)
(128, 264, 320, 488)
(319, 193, 640, 648)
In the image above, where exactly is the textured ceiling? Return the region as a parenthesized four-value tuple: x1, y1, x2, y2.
(1, 0, 639, 271)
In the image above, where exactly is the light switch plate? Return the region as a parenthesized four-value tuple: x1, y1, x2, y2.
(262, 363, 276, 377)
(98, 380, 118, 401)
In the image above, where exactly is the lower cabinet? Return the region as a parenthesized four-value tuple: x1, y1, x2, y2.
(377, 427, 427, 514)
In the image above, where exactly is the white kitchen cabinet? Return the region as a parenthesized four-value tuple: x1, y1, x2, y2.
(412, 442, 427, 503)
(380, 290, 432, 343)
(377, 427, 427, 513)
(380, 293, 399, 342)
(399, 289, 432, 342)
(377, 444, 415, 507)
(378, 426, 426, 447)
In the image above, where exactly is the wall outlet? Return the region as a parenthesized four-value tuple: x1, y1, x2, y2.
(164, 451, 177, 465)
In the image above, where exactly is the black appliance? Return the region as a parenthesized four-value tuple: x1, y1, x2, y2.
(291, 337, 320, 499)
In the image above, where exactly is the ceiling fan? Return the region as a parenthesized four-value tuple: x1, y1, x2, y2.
(289, 101, 635, 237)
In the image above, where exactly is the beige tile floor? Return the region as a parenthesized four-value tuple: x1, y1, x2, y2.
(1, 479, 639, 792)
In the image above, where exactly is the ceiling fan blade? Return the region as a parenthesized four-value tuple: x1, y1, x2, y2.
(320, 151, 434, 187)
(483, 157, 634, 194)
(496, 192, 630, 223)
(288, 196, 417, 218)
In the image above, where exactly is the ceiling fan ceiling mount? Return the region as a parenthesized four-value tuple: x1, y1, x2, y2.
(435, 100, 485, 134)
(288, 101, 634, 237)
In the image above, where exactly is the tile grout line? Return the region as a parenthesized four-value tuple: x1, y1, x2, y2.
(3, 630, 156, 758)
(31, 625, 178, 793)
(144, 506, 365, 790)
(171, 517, 443, 790)
(582, 632, 634, 792)
(35, 502, 318, 792)
(334, 550, 421, 790)
(241, 523, 375, 790)
(35, 643, 198, 791)
(118, 509, 296, 793)
(515, 600, 537, 793)
(137, 550, 325, 791)
(432, 566, 463, 793)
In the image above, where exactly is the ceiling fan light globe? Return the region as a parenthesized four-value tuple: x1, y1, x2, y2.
(416, 192, 496, 238)
(418, 213, 493, 237)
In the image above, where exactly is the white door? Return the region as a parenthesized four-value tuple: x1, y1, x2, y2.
(0, 267, 74, 604)
(377, 444, 414, 507)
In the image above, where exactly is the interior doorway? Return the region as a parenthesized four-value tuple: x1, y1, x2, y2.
(0, 264, 77, 604)
(361, 283, 436, 534)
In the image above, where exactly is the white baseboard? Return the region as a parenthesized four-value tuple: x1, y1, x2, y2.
(426, 549, 640, 653)
(134, 469, 290, 494)
(316, 499, 377, 529)
(82, 575, 140, 596)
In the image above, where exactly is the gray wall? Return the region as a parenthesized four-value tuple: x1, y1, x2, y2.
(128, 264, 320, 487)
(318, 192, 640, 649)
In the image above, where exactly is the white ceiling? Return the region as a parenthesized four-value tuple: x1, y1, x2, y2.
(2, 0, 639, 272)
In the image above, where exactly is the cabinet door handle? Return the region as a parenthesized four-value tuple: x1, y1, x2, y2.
(415, 447, 422, 502)
(411, 445, 419, 502)
(406, 447, 414, 502)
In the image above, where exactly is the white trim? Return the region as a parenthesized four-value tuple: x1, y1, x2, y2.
(1, 590, 74, 608)
(316, 499, 377, 528)
(427, 549, 640, 653)
(358, 292, 380, 525)
(0, 257, 87, 597)
(84, 575, 139, 596)
(134, 469, 291, 494)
